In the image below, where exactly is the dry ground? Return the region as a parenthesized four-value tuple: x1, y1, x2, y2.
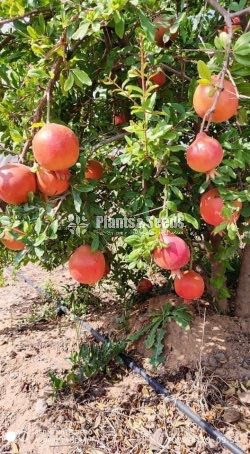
(0, 264, 249, 454)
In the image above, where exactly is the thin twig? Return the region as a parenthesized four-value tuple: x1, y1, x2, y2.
(19, 56, 63, 162)
(0, 7, 53, 26)
(230, 7, 250, 18)
(161, 64, 192, 81)
(200, 0, 234, 132)
(92, 133, 127, 151)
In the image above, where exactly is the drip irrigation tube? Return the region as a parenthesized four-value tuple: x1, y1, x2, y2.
(80, 321, 246, 454)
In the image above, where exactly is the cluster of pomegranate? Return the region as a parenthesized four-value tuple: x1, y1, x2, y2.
(0, 123, 106, 284)
(152, 231, 204, 302)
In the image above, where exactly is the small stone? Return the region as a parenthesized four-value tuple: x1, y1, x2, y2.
(182, 434, 196, 447)
(150, 428, 164, 450)
(214, 352, 227, 363)
(239, 391, 250, 405)
(5, 431, 17, 442)
(34, 398, 47, 416)
(9, 351, 17, 359)
(223, 408, 241, 423)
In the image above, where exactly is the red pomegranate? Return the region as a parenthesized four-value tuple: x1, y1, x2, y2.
(85, 160, 103, 180)
(36, 168, 70, 196)
(69, 245, 106, 285)
(186, 132, 224, 177)
(32, 123, 79, 171)
(0, 164, 36, 205)
(154, 16, 178, 48)
(200, 188, 242, 226)
(1, 228, 25, 251)
(149, 71, 166, 87)
(137, 278, 153, 293)
(113, 113, 127, 126)
(174, 270, 205, 300)
(193, 75, 239, 123)
(153, 232, 190, 272)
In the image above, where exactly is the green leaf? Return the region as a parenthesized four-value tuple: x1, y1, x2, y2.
(145, 320, 161, 349)
(10, 129, 22, 143)
(150, 328, 165, 367)
(35, 247, 44, 258)
(234, 54, 250, 66)
(171, 186, 183, 200)
(72, 22, 90, 40)
(198, 78, 211, 85)
(234, 31, 250, 51)
(72, 190, 82, 213)
(138, 10, 155, 42)
(183, 213, 199, 229)
(27, 25, 38, 39)
(35, 217, 42, 234)
(64, 71, 74, 91)
(114, 11, 125, 39)
(91, 235, 99, 251)
(72, 68, 92, 86)
(197, 60, 211, 81)
(212, 221, 228, 235)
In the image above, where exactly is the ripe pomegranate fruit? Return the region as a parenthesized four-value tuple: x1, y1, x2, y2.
(153, 232, 190, 272)
(1, 228, 25, 251)
(0, 164, 36, 205)
(85, 160, 103, 180)
(154, 16, 178, 48)
(200, 188, 242, 226)
(32, 123, 79, 171)
(193, 75, 239, 122)
(36, 168, 70, 196)
(69, 245, 106, 285)
(113, 113, 127, 126)
(149, 71, 166, 87)
(137, 278, 153, 293)
(186, 132, 224, 177)
(174, 270, 205, 301)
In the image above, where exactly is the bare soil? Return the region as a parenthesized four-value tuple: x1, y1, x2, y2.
(0, 264, 249, 454)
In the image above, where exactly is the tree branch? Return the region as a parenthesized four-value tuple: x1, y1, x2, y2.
(19, 56, 64, 162)
(0, 35, 14, 51)
(161, 64, 192, 81)
(93, 133, 127, 151)
(0, 7, 53, 26)
(200, 0, 234, 132)
(230, 7, 250, 18)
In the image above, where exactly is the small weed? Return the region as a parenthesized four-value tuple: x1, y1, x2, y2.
(49, 340, 126, 394)
(128, 303, 192, 367)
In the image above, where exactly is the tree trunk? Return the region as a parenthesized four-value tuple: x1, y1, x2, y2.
(236, 244, 250, 317)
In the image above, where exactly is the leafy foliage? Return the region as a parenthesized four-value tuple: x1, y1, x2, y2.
(0, 0, 249, 309)
(49, 339, 126, 393)
(128, 303, 192, 367)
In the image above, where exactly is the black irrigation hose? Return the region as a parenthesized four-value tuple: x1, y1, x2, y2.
(80, 322, 246, 454)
